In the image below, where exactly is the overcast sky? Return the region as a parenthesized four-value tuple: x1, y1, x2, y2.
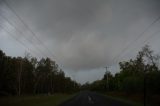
(0, 0, 160, 84)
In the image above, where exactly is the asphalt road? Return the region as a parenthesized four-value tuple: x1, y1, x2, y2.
(59, 91, 133, 106)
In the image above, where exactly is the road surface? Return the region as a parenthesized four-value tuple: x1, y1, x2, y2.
(59, 91, 133, 106)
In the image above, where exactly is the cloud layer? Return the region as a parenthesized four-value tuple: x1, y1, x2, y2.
(1, 0, 160, 83)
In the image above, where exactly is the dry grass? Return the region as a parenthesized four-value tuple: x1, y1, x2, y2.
(0, 94, 73, 106)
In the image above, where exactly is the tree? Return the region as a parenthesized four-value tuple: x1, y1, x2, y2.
(0, 49, 79, 96)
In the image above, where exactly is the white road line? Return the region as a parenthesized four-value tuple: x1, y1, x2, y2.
(88, 95, 94, 104)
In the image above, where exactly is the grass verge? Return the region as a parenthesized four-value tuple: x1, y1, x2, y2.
(0, 94, 74, 106)
(103, 92, 145, 106)
(104, 95, 143, 106)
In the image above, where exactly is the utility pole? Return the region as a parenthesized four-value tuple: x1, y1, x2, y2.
(72, 75, 76, 89)
(144, 66, 146, 106)
(18, 59, 22, 96)
(50, 72, 53, 94)
(105, 67, 109, 90)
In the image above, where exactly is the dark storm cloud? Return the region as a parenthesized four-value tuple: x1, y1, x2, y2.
(5, 0, 113, 70)
(1, 0, 160, 73)
(14, 0, 109, 42)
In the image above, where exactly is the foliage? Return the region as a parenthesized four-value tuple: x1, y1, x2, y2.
(81, 45, 160, 97)
(0, 94, 74, 106)
(0, 50, 80, 96)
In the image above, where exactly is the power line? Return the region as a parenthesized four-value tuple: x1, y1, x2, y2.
(119, 30, 160, 62)
(0, 25, 41, 58)
(112, 15, 160, 65)
(0, 13, 49, 58)
(3, 0, 56, 60)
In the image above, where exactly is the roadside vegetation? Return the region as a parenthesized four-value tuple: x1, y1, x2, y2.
(81, 45, 160, 106)
(104, 92, 144, 106)
(0, 45, 160, 105)
(0, 50, 80, 96)
(104, 94, 143, 106)
(0, 94, 73, 106)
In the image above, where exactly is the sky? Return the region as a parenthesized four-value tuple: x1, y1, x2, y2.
(0, 0, 160, 84)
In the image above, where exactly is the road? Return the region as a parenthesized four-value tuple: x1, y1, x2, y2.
(59, 91, 133, 106)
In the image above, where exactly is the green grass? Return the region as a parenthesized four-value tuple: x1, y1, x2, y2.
(0, 94, 73, 106)
(104, 95, 144, 106)
(102, 92, 144, 106)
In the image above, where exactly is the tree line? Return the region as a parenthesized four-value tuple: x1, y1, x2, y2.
(81, 45, 160, 103)
(0, 50, 80, 96)
(1, 44, 160, 103)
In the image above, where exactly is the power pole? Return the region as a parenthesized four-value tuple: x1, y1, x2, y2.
(18, 59, 22, 96)
(105, 67, 109, 90)
(72, 75, 76, 89)
(144, 66, 146, 106)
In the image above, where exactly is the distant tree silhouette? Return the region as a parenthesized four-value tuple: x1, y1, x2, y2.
(81, 45, 160, 105)
(0, 50, 80, 96)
